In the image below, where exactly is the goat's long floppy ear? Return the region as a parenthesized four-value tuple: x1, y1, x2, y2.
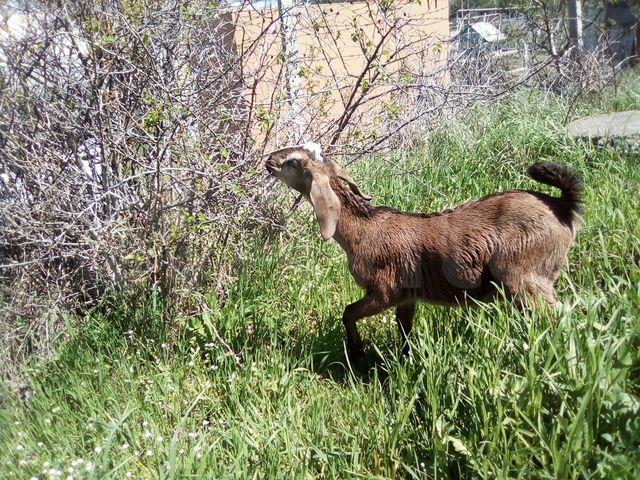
(308, 172, 341, 241)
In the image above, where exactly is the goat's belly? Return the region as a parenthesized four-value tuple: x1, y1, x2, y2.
(413, 278, 498, 306)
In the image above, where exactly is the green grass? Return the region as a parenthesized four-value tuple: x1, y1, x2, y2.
(1, 80, 640, 479)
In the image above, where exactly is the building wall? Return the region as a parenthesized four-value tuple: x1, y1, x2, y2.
(221, 0, 450, 141)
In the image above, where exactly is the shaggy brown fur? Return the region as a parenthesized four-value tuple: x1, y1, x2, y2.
(266, 144, 583, 361)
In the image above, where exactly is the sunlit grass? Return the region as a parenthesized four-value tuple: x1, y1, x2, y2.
(1, 80, 639, 479)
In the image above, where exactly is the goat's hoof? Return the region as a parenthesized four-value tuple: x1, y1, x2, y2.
(347, 344, 365, 367)
(400, 346, 411, 361)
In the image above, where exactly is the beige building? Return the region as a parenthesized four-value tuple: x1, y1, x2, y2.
(221, 0, 450, 144)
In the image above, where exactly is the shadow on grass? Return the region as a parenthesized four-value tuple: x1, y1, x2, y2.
(214, 310, 399, 386)
(304, 324, 394, 386)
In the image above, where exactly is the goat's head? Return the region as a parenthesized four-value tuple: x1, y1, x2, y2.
(265, 142, 370, 240)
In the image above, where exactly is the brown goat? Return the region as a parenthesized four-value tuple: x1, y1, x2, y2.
(265, 143, 582, 361)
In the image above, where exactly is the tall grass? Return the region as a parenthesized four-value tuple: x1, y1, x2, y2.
(1, 80, 639, 479)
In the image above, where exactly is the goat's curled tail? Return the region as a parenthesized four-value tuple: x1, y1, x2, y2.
(528, 161, 583, 224)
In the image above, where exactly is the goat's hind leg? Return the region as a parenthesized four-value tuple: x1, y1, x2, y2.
(396, 302, 416, 357)
(342, 294, 387, 363)
(504, 276, 558, 322)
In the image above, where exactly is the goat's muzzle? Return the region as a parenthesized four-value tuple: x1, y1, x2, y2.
(265, 158, 279, 175)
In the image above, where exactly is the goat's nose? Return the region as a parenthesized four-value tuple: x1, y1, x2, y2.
(265, 160, 277, 174)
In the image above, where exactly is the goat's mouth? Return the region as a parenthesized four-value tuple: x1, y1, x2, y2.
(265, 160, 280, 176)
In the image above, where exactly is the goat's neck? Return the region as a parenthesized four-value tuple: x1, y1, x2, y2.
(332, 186, 374, 256)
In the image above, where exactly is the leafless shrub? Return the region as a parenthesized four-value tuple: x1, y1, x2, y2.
(0, 0, 277, 380)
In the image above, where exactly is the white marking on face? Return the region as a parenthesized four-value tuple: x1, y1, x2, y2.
(302, 142, 324, 162)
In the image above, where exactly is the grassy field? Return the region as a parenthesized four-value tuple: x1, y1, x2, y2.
(1, 83, 639, 479)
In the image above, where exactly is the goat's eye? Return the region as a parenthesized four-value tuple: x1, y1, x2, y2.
(285, 158, 300, 168)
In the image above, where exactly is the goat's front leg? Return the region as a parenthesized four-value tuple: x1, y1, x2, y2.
(396, 302, 416, 357)
(342, 294, 387, 362)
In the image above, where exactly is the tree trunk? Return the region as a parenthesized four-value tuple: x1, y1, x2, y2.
(567, 0, 584, 52)
(277, 0, 304, 142)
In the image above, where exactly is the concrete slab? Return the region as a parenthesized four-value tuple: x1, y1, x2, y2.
(567, 111, 640, 143)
